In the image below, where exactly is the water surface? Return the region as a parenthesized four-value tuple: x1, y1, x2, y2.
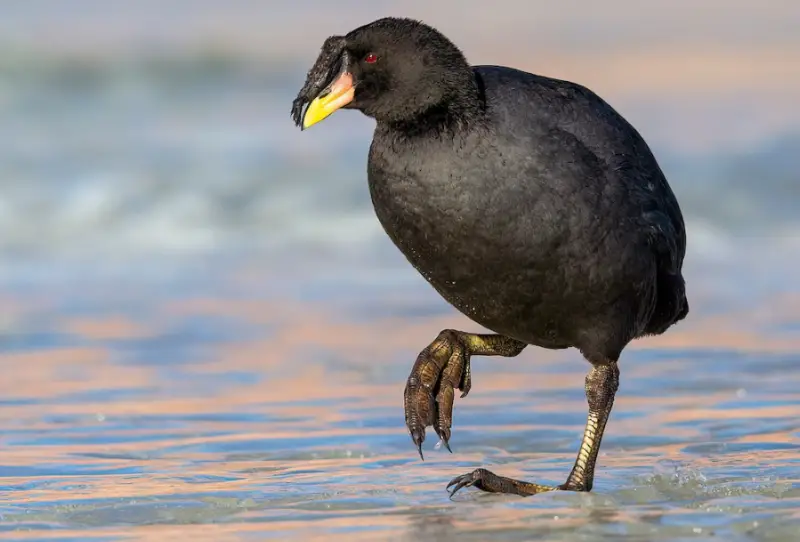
(0, 267, 798, 540)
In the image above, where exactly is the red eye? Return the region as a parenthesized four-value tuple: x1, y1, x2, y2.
(364, 53, 378, 64)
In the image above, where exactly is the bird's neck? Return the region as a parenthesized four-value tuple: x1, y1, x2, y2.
(382, 72, 484, 139)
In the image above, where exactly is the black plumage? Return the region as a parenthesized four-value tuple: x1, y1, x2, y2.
(292, 17, 688, 497)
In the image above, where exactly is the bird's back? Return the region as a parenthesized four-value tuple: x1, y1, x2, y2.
(474, 65, 689, 338)
(475, 64, 686, 260)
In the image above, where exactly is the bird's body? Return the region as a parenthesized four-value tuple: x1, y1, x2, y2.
(368, 65, 686, 353)
(292, 17, 688, 497)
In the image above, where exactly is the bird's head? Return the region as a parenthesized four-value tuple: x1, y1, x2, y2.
(291, 17, 475, 129)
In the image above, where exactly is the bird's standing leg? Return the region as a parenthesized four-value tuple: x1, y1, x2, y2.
(447, 360, 620, 497)
(404, 330, 527, 458)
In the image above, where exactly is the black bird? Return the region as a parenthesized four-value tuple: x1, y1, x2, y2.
(291, 17, 688, 497)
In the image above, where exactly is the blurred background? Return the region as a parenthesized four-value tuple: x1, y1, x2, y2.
(0, 1, 798, 540)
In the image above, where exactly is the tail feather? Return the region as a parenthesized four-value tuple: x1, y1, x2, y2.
(644, 271, 688, 336)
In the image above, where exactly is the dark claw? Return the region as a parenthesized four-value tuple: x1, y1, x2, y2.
(433, 421, 453, 453)
(414, 434, 425, 461)
(442, 437, 453, 453)
(409, 424, 426, 460)
(446, 470, 480, 498)
(434, 384, 455, 453)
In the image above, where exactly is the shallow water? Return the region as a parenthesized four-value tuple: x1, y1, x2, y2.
(0, 263, 798, 541)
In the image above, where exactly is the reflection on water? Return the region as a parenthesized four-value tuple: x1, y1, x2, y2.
(0, 271, 798, 541)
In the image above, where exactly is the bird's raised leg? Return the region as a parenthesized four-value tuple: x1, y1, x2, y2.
(447, 360, 619, 497)
(404, 330, 527, 458)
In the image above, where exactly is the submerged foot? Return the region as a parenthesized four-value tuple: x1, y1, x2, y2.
(446, 468, 563, 498)
(446, 363, 618, 498)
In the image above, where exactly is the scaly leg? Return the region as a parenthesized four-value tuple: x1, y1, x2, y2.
(447, 361, 620, 497)
(404, 329, 527, 459)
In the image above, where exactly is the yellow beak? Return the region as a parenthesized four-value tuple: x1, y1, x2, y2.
(302, 72, 355, 129)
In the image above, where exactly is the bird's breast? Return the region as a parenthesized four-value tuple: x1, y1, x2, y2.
(367, 152, 529, 324)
